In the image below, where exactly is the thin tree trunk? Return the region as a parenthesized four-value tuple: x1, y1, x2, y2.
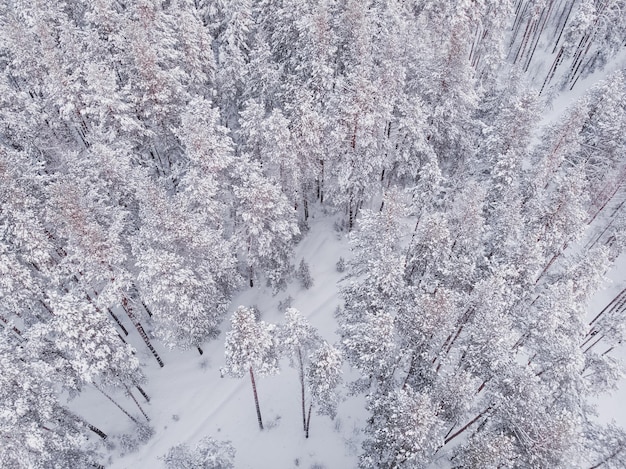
(107, 308, 129, 336)
(444, 407, 491, 445)
(93, 383, 138, 424)
(588, 287, 626, 328)
(74, 414, 108, 439)
(136, 385, 150, 402)
(249, 367, 264, 430)
(298, 348, 307, 432)
(122, 297, 164, 367)
(197, 346, 204, 355)
(141, 300, 154, 318)
(319, 159, 324, 204)
(86, 292, 129, 336)
(125, 386, 150, 422)
(87, 423, 107, 439)
(305, 402, 313, 439)
(552, 0, 576, 53)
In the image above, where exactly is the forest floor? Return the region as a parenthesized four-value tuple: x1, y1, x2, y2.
(68, 54, 626, 467)
(67, 205, 626, 468)
(71, 211, 370, 468)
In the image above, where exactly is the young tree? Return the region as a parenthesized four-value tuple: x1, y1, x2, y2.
(221, 306, 280, 430)
(304, 342, 343, 438)
(278, 308, 320, 434)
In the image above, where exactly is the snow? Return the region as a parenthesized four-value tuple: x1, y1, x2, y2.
(71, 212, 364, 468)
(589, 249, 626, 428)
(64, 193, 626, 468)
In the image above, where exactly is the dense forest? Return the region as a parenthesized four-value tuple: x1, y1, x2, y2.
(1, 0, 626, 467)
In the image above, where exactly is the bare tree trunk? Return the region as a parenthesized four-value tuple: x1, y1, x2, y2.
(73, 414, 108, 439)
(444, 407, 491, 445)
(305, 402, 313, 439)
(93, 383, 138, 424)
(249, 367, 264, 430)
(136, 385, 150, 402)
(297, 348, 307, 432)
(125, 385, 150, 422)
(587, 287, 626, 329)
(122, 297, 164, 367)
(303, 195, 309, 221)
(87, 291, 129, 336)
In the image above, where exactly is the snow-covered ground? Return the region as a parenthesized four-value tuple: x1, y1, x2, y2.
(67, 49, 626, 467)
(71, 213, 367, 468)
(70, 203, 626, 468)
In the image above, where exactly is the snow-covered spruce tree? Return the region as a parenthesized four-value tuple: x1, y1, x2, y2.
(221, 306, 280, 430)
(295, 259, 314, 290)
(162, 436, 235, 469)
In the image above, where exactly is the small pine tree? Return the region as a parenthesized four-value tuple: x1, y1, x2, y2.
(296, 259, 314, 289)
(279, 308, 321, 435)
(336, 257, 346, 273)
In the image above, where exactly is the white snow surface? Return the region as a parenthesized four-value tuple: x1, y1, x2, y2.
(68, 51, 626, 463)
(73, 214, 366, 468)
(69, 207, 626, 468)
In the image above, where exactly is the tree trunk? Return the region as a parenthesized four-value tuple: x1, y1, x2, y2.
(136, 385, 150, 402)
(87, 423, 107, 440)
(74, 414, 107, 439)
(122, 297, 164, 367)
(197, 346, 204, 355)
(93, 383, 138, 424)
(126, 385, 150, 422)
(249, 367, 264, 430)
(303, 195, 309, 221)
(444, 406, 491, 445)
(319, 159, 324, 204)
(297, 348, 307, 432)
(87, 291, 128, 336)
(305, 402, 313, 439)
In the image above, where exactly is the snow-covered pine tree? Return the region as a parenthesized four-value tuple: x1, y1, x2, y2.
(232, 158, 299, 291)
(0, 330, 103, 468)
(304, 341, 342, 438)
(134, 172, 236, 355)
(278, 308, 321, 434)
(221, 306, 280, 430)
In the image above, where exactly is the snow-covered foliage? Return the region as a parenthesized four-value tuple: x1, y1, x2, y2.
(162, 437, 235, 469)
(221, 306, 279, 379)
(0, 0, 625, 467)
